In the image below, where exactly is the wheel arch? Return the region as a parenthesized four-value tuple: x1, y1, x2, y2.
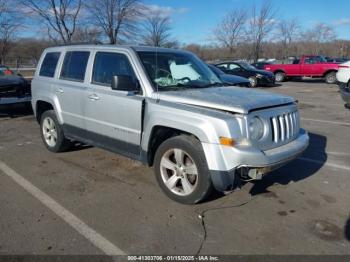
(145, 125, 202, 167)
(35, 100, 54, 123)
(273, 69, 286, 75)
(323, 69, 338, 78)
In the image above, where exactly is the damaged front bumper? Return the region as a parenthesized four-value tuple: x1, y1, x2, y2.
(206, 129, 309, 191)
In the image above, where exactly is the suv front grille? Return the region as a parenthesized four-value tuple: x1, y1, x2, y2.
(270, 111, 299, 144)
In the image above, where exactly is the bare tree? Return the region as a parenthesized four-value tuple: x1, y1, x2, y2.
(247, 0, 276, 62)
(276, 18, 300, 58)
(72, 27, 102, 43)
(20, 0, 82, 44)
(301, 23, 336, 54)
(86, 0, 142, 44)
(213, 8, 247, 55)
(140, 9, 174, 47)
(0, 0, 20, 64)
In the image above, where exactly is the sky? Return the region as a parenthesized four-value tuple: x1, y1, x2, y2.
(143, 0, 350, 44)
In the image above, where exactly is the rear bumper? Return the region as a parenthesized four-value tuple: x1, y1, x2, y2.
(208, 129, 309, 191)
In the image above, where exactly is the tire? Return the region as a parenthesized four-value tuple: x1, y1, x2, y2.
(154, 135, 213, 204)
(275, 72, 286, 82)
(40, 110, 72, 152)
(248, 76, 258, 87)
(325, 71, 337, 84)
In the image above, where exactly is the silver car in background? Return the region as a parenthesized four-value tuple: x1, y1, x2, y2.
(31, 45, 309, 204)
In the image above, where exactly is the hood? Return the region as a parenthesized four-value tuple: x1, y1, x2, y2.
(157, 86, 295, 114)
(253, 69, 274, 76)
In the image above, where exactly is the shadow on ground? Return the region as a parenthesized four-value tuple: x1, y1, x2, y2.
(250, 132, 327, 196)
(346, 217, 350, 241)
(0, 102, 33, 118)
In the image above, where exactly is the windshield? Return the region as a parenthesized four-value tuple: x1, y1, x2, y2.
(138, 51, 222, 90)
(239, 62, 257, 70)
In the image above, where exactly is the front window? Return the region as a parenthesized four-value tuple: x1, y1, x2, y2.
(138, 51, 221, 90)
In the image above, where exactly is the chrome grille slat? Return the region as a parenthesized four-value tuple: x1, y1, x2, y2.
(270, 111, 299, 144)
(272, 117, 279, 143)
(284, 114, 290, 139)
(279, 116, 285, 141)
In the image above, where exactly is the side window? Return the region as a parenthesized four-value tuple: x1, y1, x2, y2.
(304, 57, 315, 64)
(217, 64, 227, 70)
(60, 51, 90, 82)
(229, 64, 240, 70)
(92, 52, 135, 86)
(39, 52, 61, 77)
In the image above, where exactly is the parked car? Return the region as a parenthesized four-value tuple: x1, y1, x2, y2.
(0, 67, 31, 105)
(251, 62, 272, 70)
(207, 64, 251, 87)
(32, 45, 309, 204)
(0, 65, 14, 76)
(336, 61, 350, 109)
(264, 55, 340, 84)
(214, 61, 275, 87)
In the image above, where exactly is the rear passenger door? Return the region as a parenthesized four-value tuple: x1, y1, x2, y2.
(55, 51, 90, 128)
(84, 51, 144, 159)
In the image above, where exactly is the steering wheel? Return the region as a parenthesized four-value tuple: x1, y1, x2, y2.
(156, 68, 171, 78)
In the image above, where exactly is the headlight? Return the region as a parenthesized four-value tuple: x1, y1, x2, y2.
(256, 74, 264, 78)
(249, 117, 264, 140)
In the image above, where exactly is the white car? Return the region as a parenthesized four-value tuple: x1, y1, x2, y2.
(336, 61, 350, 109)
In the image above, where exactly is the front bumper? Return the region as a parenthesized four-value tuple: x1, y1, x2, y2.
(206, 129, 309, 191)
(257, 75, 275, 86)
(0, 95, 32, 105)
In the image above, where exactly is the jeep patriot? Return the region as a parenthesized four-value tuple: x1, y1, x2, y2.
(31, 45, 309, 204)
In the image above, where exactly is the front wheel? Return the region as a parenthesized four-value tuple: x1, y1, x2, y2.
(154, 135, 213, 204)
(325, 72, 337, 84)
(248, 76, 258, 87)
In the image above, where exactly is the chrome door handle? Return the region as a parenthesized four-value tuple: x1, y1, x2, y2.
(55, 88, 64, 94)
(88, 94, 100, 101)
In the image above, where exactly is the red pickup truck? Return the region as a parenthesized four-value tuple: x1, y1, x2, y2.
(264, 55, 339, 84)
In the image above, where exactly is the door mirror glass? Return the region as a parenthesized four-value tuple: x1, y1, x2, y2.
(111, 75, 139, 92)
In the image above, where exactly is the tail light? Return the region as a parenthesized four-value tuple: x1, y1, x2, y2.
(339, 65, 350, 68)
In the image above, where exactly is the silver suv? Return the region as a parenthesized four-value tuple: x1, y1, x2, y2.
(32, 45, 309, 204)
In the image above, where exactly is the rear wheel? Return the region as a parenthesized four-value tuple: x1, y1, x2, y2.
(154, 135, 213, 204)
(325, 71, 337, 84)
(40, 110, 72, 152)
(275, 72, 286, 82)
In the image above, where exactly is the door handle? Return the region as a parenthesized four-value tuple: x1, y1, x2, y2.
(88, 94, 100, 101)
(55, 88, 64, 94)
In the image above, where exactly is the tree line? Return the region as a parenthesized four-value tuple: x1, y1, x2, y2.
(0, 0, 348, 65)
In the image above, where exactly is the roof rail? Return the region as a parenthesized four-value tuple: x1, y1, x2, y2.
(55, 41, 104, 47)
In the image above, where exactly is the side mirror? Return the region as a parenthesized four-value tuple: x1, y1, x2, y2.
(111, 75, 140, 92)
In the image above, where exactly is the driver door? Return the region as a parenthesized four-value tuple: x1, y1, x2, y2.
(228, 63, 245, 77)
(84, 51, 144, 159)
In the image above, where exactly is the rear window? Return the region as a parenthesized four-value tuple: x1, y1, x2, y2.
(39, 52, 61, 77)
(60, 51, 90, 82)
